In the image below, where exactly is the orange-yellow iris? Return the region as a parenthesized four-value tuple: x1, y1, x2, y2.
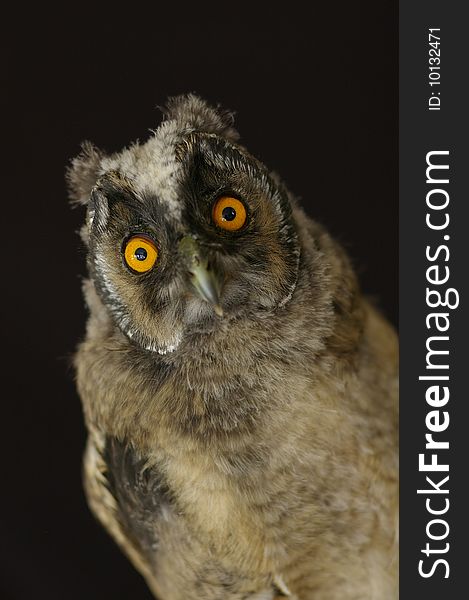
(124, 235, 158, 273)
(212, 196, 247, 232)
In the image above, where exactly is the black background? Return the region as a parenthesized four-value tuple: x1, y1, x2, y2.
(2, 4, 396, 599)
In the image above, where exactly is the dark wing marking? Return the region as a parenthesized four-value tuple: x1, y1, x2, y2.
(104, 437, 174, 564)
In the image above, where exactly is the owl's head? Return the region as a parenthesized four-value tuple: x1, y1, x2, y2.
(68, 95, 300, 354)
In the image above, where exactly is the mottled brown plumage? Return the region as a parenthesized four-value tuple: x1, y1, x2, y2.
(69, 95, 398, 599)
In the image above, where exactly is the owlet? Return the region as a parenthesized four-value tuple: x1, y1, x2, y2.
(68, 94, 398, 600)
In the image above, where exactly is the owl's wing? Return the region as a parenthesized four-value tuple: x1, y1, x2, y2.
(83, 430, 165, 596)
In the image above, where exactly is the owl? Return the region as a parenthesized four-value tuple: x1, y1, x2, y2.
(68, 95, 398, 600)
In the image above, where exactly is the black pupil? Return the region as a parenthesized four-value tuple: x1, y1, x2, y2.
(222, 206, 237, 221)
(134, 247, 147, 261)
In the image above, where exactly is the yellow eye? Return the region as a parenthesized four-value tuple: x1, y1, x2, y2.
(212, 196, 247, 231)
(123, 235, 158, 273)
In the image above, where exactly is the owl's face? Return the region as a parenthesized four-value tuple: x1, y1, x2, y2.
(70, 96, 300, 354)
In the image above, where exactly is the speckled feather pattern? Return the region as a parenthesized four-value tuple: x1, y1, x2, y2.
(68, 95, 398, 599)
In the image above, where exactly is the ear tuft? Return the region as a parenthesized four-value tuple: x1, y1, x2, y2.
(66, 141, 104, 205)
(160, 93, 240, 142)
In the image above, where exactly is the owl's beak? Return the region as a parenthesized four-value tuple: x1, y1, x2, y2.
(178, 236, 224, 317)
